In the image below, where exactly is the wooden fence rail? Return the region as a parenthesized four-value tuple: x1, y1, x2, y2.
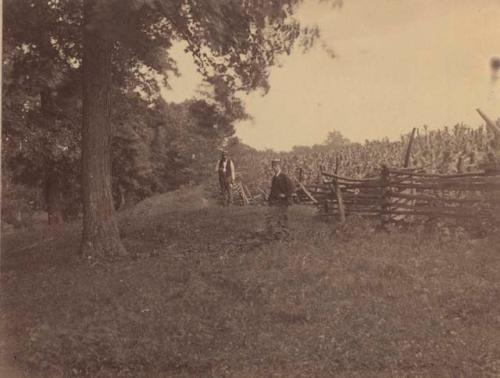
(297, 165, 500, 225)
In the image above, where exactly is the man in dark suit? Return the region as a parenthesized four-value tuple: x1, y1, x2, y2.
(266, 159, 294, 239)
(215, 151, 235, 206)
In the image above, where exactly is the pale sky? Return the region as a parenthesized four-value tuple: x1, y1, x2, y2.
(162, 0, 500, 151)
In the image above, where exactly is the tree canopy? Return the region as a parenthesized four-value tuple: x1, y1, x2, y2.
(3, 0, 339, 256)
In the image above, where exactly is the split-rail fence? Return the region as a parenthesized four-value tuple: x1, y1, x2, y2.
(297, 166, 500, 225)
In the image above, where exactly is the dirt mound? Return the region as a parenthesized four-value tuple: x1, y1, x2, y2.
(118, 185, 211, 224)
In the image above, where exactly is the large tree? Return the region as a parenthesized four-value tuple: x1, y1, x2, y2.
(79, 0, 332, 257)
(5, 0, 336, 256)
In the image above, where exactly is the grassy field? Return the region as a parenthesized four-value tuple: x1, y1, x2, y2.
(1, 189, 500, 377)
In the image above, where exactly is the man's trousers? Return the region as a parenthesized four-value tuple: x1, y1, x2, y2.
(219, 176, 232, 206)
(266, 202, 290, 239)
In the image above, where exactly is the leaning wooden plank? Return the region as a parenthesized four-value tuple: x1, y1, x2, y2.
(385, 203, 468, 212)
(234, 183, 249, 205)
(395, 181, 500, 192)
(387, 169, 487, 178)
(339, 176, 413, 187)
(240, 184, 250, 205)
(342, 205, 384, 211)
(389, 192, 481, 204)
(243, 184, 253, 200)
(341, 192, 382, 198)
(342, 193, 382, 199)
(343, 198, 381, 205)
(387, 179, 500, 190)
(387, 182, 500, 191)
(347, 207, 381, 213)
(334, 182, 389, 189)
(386, 166, 423, 172)
(384, 204, 481, 213)
(341, 197, 383, 204)
(383, 209, 482, 218)
(347, 211, 381, 216)
(389, 177, 496, 186)
(477, 108, 500, 137)
(306, 185, 331, 192)
(257, 187, 269, 201)
(293, 177, 318, 204)
(388, 174, 493, 184)
(322, 172, 379, 183)
(306, 189, 324, 194)
(338, 199, 381, 205)
(341, 191, 383, 197)
(403, 128, 417, 167)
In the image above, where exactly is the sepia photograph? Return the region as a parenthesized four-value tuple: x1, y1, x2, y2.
(1, 0, 500, 376)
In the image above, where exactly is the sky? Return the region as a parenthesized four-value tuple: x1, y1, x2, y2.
(162, 0, 500, 151)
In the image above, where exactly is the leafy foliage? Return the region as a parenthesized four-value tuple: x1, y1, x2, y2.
(3, 0, 327, 230)
(111, 95, 238, 207)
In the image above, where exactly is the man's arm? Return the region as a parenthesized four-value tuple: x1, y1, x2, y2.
(284, 175, 294, 204)
(230, 160, 235, 182)
(215, 160, 220, 173)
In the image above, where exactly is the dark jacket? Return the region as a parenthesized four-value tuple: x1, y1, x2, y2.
(269, 172, 294, 206)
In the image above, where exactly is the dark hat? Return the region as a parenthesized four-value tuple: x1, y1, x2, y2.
(271, 158, 281, 165)
(491, 56, 500, 70)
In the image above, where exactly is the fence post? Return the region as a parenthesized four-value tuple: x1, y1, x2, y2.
(404, 128, 417, 168)
(324, 199, 330, 214)
(332, 178, 346, 224)
(380, 164, 391, 226)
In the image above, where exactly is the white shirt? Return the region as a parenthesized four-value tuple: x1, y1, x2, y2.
(215, 159, 235, 181)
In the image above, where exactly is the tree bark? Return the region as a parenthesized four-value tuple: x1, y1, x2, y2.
(45, 167, 63, 225)
(81, 0, 126, 257)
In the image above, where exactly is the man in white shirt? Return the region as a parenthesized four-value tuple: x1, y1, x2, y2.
(215, 151, 236, 206)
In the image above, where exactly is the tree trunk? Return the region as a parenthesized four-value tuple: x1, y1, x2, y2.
(81, 0, 126, 257)
(45, 167, 63, 225)
(40, 91, 64, 225)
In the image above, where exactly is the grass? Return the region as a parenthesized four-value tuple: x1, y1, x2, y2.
(1, 190, 500, 377)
